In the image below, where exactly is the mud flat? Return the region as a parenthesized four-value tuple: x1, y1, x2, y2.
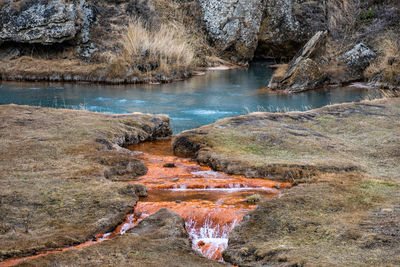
(0, 105, 171, 261)
(174, 97, 400, 266)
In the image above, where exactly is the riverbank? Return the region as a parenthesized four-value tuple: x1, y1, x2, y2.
(173, 97, 400, 265)
(0, 105, 171, 260)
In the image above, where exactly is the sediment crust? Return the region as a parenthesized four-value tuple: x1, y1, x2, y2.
(0, 105, 171, 260)
(15, 209, 225, 267)
(174, 97, 400, 265)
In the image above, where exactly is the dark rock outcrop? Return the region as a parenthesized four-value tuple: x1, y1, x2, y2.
(0, 0, 94, 46)
(257, 0, 327, 58)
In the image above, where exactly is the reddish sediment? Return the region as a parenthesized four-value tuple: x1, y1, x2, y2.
(1, 139, 288, 265)
(124, 140, 289, 261)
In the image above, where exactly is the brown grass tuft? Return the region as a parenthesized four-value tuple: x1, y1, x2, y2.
(108, 20, 194, 76)
(365, 31, 400, 85)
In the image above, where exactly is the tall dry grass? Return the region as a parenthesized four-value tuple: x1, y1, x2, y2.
(365, 32, 400, 85)
(112, 20, 194, 75)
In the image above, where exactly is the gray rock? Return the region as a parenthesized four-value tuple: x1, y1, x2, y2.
(0, 0, 93, 46)
(341, 43, 376, 78)
(283, 58, 327, 93)
(283, 30, 328, 81)
(198, 0, 266, 63)
(257, 0, 327, 58)
(271, 31, 328, 92)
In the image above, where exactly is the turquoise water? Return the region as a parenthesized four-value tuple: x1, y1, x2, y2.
(0, 62, 381, 133)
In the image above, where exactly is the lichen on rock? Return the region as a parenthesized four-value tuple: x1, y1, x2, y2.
(198, 0, 266, 63)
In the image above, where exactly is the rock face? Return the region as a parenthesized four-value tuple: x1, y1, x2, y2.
(198, 0, 328, 61)
(0, 0, 93, 45)
(257, 0, 327, 58)
(198, 0, 266, 63)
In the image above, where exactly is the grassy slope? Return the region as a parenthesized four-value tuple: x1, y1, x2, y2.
(0, 105, 170, 260)
(174, 97, 400, 266)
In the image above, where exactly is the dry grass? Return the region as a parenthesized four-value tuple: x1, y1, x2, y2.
(0, 56, 103, 76)
(0, 0, 7, 9)
(174, 98, 400, 265)
(0, 105, 170, 260)
(152, 0, 216, 66)
(271, 64, 288, 79)
(365, 31, 400, 85)
(224, 171, 400, 266)
(107, 20, 194, 76)
(175, 98, 400, 180)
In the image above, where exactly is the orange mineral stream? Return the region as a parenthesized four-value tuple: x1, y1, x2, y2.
(123, 139, 290, 261)
(0, 139, 289, 266)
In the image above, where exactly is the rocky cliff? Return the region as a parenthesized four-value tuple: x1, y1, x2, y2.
(0, 0, 398, 88)
(268, 0, 400, 92)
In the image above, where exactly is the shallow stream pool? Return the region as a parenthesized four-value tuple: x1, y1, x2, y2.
(0, 61, 382, 132)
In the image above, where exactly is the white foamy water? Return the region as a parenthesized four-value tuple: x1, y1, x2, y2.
(181, 109, 235, 116)
(350, 82, 374, 89)
(191, 170, 222, 178)
(186, 216, 239, 262)
(167, 186, 276, 192)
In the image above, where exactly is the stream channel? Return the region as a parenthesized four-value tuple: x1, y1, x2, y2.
(0, 62, 384, 265)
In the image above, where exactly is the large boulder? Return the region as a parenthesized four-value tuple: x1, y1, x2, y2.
(0, 0, 93, 45)
(270, 31, 328, 92)
(257, 0, 327, 58)
(198, 0, 266, 63)
(281, 58, 326, 93)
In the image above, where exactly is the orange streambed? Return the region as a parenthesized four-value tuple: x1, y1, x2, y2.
(0, 139, 289, 266)
(122, 139, 290, 261)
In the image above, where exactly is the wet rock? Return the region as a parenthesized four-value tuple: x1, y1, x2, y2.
(163, 163, 176, 168)
(128, 208, 189, 240)
(246, 194, 264, 203)
(273, 184, 281, 189)
(198, 0, 266, 63)
(173, 135, 201, 158)
(341, 43, 376, 79)
(0, 0, 93, 46)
